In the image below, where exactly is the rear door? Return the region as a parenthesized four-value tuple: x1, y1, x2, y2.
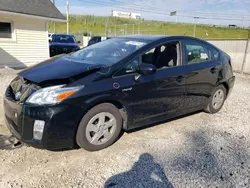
(181, 39, 222, 110)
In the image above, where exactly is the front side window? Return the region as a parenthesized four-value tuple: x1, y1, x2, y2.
(0, 22, 12, 38)
(70, 38, 148, 66)
(141, 42, 179, 69)
(184, 40, 210, 64)
(115, 57, 139, 76)
(141, 48, 156, 65)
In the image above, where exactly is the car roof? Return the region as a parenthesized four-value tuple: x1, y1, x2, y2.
(117, 35, 206, 42)
(117, 35, 221, 50)
(118, 35, 165, 41)
(53, 34, 74, 36)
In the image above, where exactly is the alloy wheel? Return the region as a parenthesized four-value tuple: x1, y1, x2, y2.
(85, 112, 117, 145)
(212, 89, 225, 110)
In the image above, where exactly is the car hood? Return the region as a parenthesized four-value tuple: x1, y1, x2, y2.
(18, 55, 101, 84)
(50, 42, 78, 47)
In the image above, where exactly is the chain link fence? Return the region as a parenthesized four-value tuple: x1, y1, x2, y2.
(105, 24, 167, 37)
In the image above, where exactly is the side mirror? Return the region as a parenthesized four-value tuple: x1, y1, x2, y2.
(49, 39, 52, 43)
(137, 64, 156, 75)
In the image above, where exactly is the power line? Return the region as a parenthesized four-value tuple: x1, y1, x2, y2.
(78, 0, 250, 19)
(90, 0, 176, 13)
(76, 0, 250, 22)
(81, 0, 250, 18)
(181, 10, 250, 18)
(77, 0, 171, 15)
(179, 14, 250, 22)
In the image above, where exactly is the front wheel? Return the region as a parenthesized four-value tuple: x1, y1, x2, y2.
(76, 103, 122, 151)
(205, 85, 227, 114)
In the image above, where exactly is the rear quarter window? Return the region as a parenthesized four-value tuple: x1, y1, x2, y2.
(209, 46, 220, 60)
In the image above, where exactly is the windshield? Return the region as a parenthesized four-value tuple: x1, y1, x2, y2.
(52, 35, 76, 43)
(71, 38, 148, 66)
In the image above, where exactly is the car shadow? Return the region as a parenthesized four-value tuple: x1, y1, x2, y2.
(104, 153, 174, 188)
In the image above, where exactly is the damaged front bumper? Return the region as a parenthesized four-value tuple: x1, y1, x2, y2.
(4, 97, 84, 150)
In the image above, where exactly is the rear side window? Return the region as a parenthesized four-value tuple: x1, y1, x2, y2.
(184, 40, 210, 64)
(90, 37, 101, 42)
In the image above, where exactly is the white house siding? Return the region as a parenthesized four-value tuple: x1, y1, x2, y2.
(0, 14, 49, 68)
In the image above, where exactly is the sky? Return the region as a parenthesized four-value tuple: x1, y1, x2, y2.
(55, 0, 250, 27)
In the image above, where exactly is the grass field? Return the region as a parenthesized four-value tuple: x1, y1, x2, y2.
(49, 15, 250, 39)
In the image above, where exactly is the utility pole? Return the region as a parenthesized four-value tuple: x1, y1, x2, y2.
(53, 0, 56, 33)
(123, 24, 126, 35)
(105, 24, 107, 37)
(170, 11, 178, 23)
(175, 10, 178, 23)
(193, 17, 199, 37)
(242, 15, 245, 28)
(66, 0, 69, 34)
(241, 31, 250, 73)
(193, 23, 196, 37)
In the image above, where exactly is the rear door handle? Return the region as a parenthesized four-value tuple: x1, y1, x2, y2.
(210, 67, 219, 74)
(176, 75, 185, 83)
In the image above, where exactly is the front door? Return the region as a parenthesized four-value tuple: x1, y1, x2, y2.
(113, 41, 187, 130)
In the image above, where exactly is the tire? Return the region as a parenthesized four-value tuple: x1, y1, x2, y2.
(76, 103, 123, 151)
(205, 85, 227, 114)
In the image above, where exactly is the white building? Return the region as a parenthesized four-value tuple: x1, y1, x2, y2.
(0, 0, 66, 68)
(112, 11, 141, 20)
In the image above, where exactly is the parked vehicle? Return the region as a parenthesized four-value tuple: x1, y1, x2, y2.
(4, 35, 235, 151)
(48, 33, 54, 41)
(49, 34, 80, 57)
(87, 36, 110, 46)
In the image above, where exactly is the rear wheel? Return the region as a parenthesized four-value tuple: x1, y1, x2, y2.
(205, 85, 227, 114)
(76, 103, 122, 151)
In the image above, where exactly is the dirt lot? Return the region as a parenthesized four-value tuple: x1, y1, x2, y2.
(0, 68, 250, 188)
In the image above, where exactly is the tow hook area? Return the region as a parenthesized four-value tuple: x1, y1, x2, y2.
(0, 135, 23, 150)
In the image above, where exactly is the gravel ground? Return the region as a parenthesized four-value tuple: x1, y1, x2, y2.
(0, 68, 250, 188)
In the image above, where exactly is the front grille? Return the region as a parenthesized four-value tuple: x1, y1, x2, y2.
(6, 76, 39, 102)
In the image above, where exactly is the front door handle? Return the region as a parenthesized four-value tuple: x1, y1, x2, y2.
(176, 75, 184, 83)
(210, 67, 219, 74)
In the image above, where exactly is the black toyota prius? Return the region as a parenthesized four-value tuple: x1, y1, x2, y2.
(4, 35, 235, 151)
